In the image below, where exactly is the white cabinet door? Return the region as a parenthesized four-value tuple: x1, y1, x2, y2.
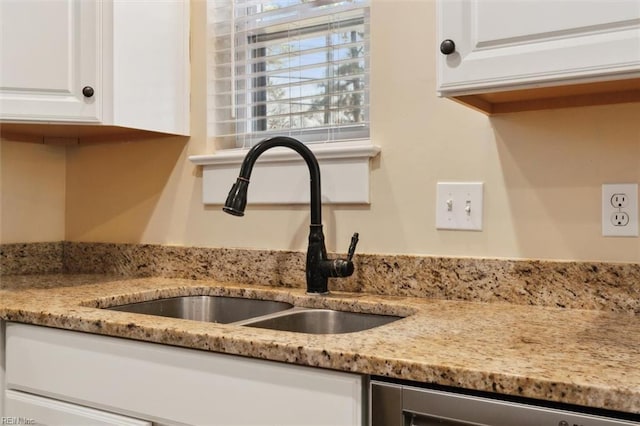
(0, 0, 189, 136)
(437, 0, 640, 95)
(5, 390, 152, 426)
(0, 0, 100, 122)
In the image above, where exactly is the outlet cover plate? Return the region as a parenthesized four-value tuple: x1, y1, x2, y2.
(436, 182, 484, 231)
(602, 183, 638, 237)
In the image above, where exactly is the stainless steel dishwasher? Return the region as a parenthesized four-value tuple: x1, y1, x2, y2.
(371, 379, 640, 426)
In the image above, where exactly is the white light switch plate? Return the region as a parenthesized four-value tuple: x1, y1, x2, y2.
(436, 182, 484, 231)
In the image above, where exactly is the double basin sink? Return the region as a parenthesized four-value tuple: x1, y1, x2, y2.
(106, 295, 402, 334)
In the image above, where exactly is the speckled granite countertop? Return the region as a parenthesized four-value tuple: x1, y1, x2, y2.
(1, 274, 638, 415)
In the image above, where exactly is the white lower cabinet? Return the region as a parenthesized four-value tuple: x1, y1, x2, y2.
(4, 323, 365, 426)
(5, 390, 151, 426)
(0, 320, 5, 417)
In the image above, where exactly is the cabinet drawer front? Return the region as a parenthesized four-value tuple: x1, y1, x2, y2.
(5, 390, 151, 426)
(6, 323, 364, 425)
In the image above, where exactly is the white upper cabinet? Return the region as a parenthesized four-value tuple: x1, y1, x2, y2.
(437, 0, 640, 114)
(0, 0, 189, 138)
(0, 0, 100, 123)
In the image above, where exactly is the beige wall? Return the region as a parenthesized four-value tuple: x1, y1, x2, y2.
(0, 139, 66, 243)
(6, 0, 640, 263)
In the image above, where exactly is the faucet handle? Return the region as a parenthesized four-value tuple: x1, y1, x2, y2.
(320, 232, 359, 279)
(347, 232, 359, 262)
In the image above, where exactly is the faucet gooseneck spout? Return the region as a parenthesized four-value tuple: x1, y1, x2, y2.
(223, 136, 358, 294)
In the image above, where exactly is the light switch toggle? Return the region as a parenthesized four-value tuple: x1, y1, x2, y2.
(436, 182, 484, 231)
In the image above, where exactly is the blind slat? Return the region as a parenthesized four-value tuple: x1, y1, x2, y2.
(214, 86, 368, 103)
(234, 1, 368, 30)
(213, 123, 369, 139)
(225, 63, 368, 88)
(213, 38, 367, 70)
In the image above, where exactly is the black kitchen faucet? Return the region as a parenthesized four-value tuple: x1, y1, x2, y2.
(222, 136, 359, 294)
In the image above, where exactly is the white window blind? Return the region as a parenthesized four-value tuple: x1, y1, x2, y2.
(208, 0, 370, 148)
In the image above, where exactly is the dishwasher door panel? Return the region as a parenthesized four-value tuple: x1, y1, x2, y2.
(371, 380, 640, 426)
(409, 413, 485, 426)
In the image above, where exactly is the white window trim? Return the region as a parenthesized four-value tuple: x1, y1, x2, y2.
(188, 140, 380, 205)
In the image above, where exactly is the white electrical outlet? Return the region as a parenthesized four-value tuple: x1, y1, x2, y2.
(436, 182, 484, 231)
(602, 183, 638, 237)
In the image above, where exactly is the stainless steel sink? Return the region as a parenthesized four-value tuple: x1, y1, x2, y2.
(105, 295, 403, 334)
(242, 309, 402, 334)
(106, 296, 293, 324)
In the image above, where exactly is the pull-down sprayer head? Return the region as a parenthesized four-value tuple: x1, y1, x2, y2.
(222, 177, 249, 217)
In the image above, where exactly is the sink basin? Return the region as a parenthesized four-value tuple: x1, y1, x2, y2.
(106, 296, 293, 324)
(105, 295, 403, 334)
(243, 309, 402, 334)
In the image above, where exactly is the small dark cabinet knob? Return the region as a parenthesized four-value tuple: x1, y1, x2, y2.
(440, 39, 456, 55)
(82, 86, 94, 98)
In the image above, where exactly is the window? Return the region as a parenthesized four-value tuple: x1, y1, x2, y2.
(209, 0, 370, 148)
(194, 0, 377, 205)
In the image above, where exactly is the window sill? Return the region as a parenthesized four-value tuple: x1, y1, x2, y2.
(188, 141, 380, 204)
